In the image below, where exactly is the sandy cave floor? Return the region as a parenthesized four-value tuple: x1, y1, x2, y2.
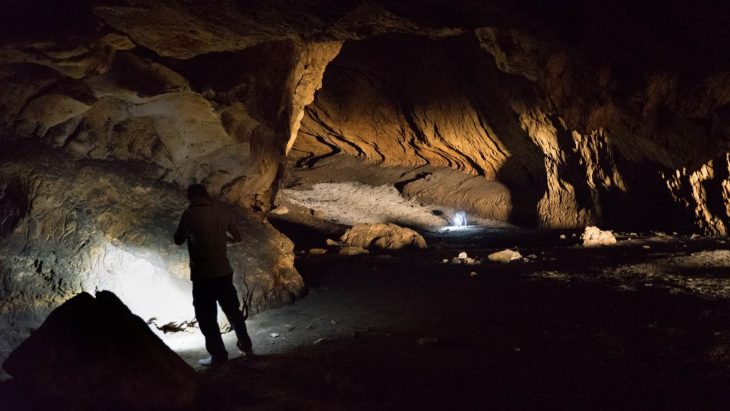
(279, 181, 512, 231)
(3, 180, 730, 409)
(167, 229, 730, 410)
(161, 215, 730, 410)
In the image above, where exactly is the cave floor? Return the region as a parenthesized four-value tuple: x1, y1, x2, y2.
(188, 231, 730, 410)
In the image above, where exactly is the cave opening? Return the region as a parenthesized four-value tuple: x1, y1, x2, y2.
(1, 0, 729, 409)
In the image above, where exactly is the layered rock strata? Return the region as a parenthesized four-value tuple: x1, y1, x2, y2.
(1, 0, 727, 233)
(293, 31, 730, 233)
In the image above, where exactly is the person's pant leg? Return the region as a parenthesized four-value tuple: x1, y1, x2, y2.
(215, 276, 253, 352)
(193, 279, 228, 360)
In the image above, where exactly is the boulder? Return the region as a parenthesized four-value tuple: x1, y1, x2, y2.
(339, 223, 427, 252)
(2, 291, 197, 410)
(582, 226, 617, 247)
(487, 249, 522, 263)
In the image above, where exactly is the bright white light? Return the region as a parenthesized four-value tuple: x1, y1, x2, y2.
(452, 211, 467, 227)
(84, 243, 194, 325)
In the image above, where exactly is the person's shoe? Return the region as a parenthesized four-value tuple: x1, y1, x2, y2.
(198, 356, 227, 366)
(236, 340, 253, 355)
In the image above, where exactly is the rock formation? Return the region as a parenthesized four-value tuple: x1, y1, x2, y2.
(1, 0, 727, 230)
(0, 144, 302, 366)
(3, 291, 198, 409)
(0, 0, 728, 370)
(581, 226, 618, 248)
(340, 223, 427, 252)
(293, 30, 730, 232)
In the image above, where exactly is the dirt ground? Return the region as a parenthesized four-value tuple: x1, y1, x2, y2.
(199, 226, 730, 410)
(3, 225, 730, 409)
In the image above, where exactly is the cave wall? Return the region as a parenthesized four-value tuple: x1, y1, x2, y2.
(0, 1, 341, 365)
(0, 0, 728, 369)
(2, 0, 726, 233)
(0, 144, 303, 366)
(293, 29, 730, 233)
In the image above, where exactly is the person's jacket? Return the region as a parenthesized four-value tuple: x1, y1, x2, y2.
(174, 197, 242, 281)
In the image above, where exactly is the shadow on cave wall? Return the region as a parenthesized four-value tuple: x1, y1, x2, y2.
(597, 96, 730, 233)
(703, 156, 730, 230)
(455, 35, 549, 227)
(614, 160, 697, 232)
(0, 177, 30, 237)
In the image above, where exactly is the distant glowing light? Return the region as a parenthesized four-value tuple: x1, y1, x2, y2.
(452, 211, 467, 227)
(437, 211, 485, 234)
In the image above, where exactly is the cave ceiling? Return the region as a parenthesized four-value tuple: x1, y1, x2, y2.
(0, 0, 728, 232)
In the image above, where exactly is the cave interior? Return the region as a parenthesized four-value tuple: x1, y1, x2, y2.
(0, 0, 729, 409)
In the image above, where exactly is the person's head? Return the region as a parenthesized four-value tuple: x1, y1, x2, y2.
(186, 183, 209, 201)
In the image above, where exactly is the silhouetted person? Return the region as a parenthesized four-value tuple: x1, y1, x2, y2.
(174, 183, 253, 366)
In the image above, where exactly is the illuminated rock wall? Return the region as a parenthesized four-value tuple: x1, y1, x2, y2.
(0, 0, 728, 369)
(0, 145, 302, 367)
(293, 32, 730, 232)
(1, 0, 726, 233)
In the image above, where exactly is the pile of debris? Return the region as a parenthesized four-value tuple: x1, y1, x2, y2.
(444, 249, 524, 265)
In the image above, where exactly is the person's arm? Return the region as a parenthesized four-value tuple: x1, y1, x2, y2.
(174, 212, 189, 245)
(226, 220, 242, 243)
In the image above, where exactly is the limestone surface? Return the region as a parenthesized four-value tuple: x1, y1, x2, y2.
(293, 33, 730, 233)
(582, 226, 618, 247)
(0, 0, 727, 233)
(487, 249, 523, 263)
(0, 0, 728, 377)
(0, 144, 303, 368)
(340, 223, 427, 251)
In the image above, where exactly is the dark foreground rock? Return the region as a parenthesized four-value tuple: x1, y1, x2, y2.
(2, 291, 197, 410)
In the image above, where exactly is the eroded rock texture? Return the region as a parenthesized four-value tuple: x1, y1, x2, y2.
(0, 0, 728, 369)
(340, 223, 428, 252)
(294, 30, 730, 232)
(0, 145, 302, 365)
(2, 0, 727, 232)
